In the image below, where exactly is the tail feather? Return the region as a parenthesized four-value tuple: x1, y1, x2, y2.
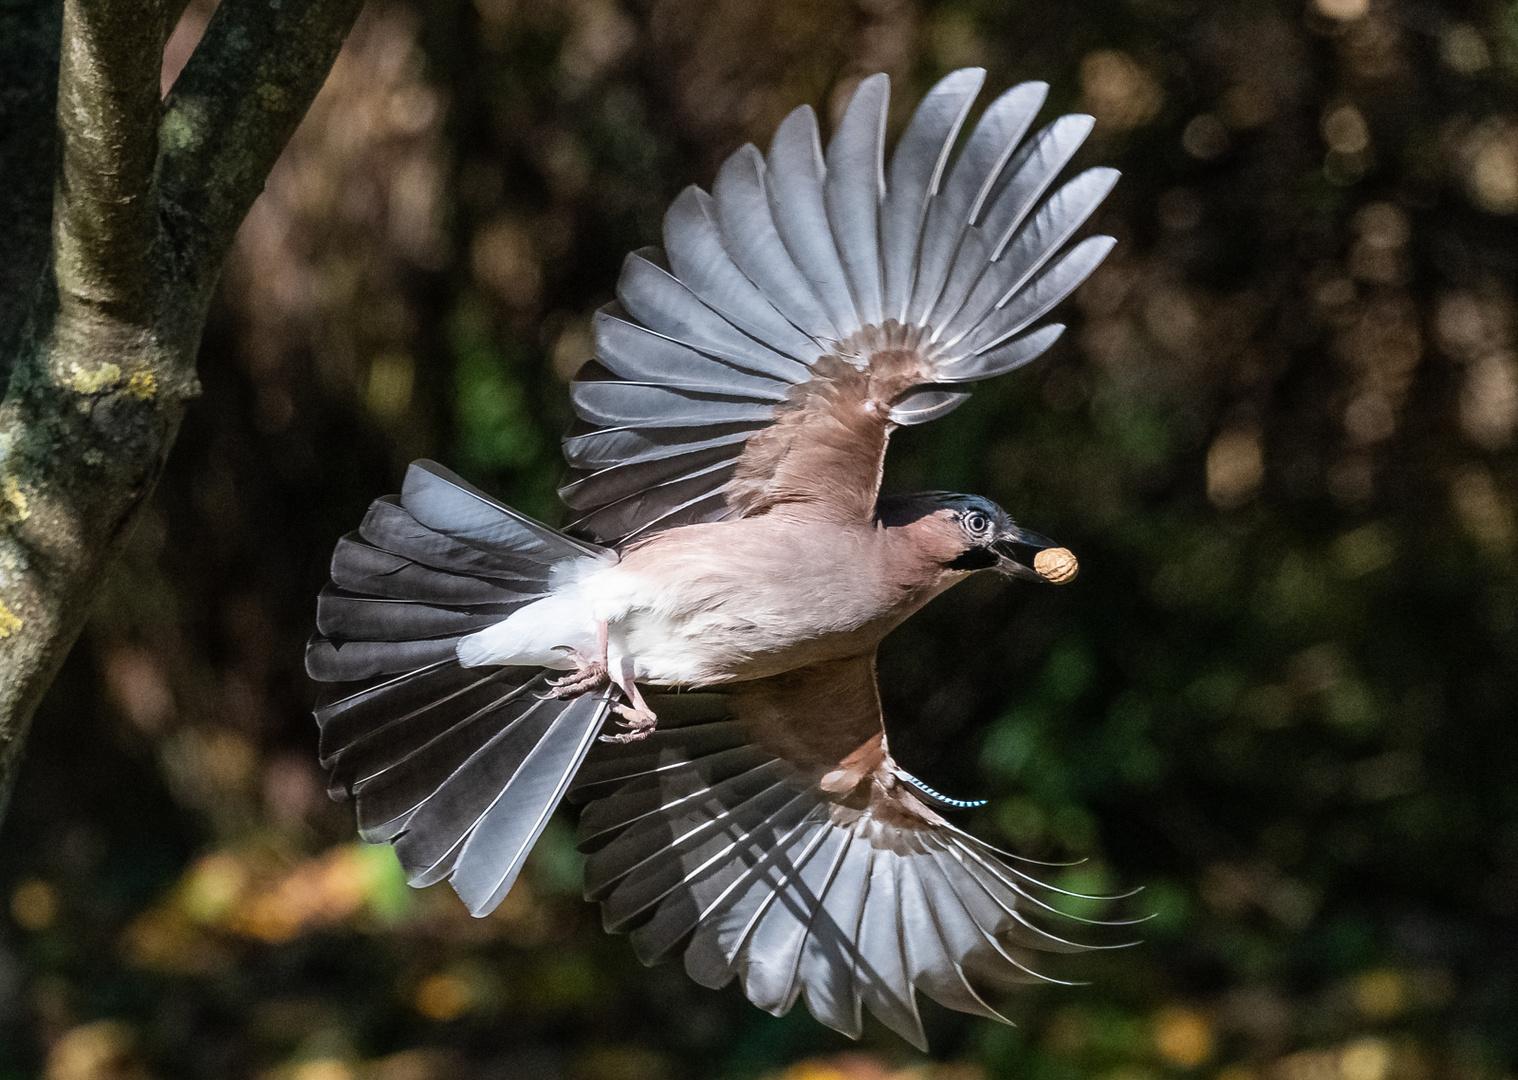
(317, 662, 522, 774)
(315, 589, 509, 641)
(306, 636, 461, 682)
(309, 461, 613, 915)
(337, 674, 546, 828)
(358, 499, 555, 582)
(445, 691, 609, 915)
(329, 535, 537, 605)
(400, 459, 601, 558)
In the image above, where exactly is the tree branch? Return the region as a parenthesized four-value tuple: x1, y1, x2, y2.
(53, 0, 169, 328)
(157, 0, 364, 292)
(0, 0, 362, 823)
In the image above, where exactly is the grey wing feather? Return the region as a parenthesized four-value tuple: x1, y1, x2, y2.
(887, 388, 971, 427)
(663, 187, 822, 363)
(907, 81, 1048, 326)
(562, 424, 758, 472)
(881, 68, 986, 324)
(936, 323, 1065, 383)
(625, 791, 815, 964)
(765, 106, 860, 338)
(926, 114, 1095, 340)
(563, 70, 1116, 544)
(713, 145, 839, 342)
(570, 381, 780, 427)
(823, 73, 889, 328)
(741, 825, 853, 1017)
(595, 310, 802, 393)
(796, 832, 872, 1037)
(616, 253, 808, 379)
(956, 235, 1116, 357)
(856, 852, 927, 1050)
(572, 699, 1122, 1047)
(559, 441, 748, 513)
(567, 462, 740, 541)
(936, 167, 1119, 351)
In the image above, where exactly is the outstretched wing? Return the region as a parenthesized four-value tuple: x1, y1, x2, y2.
(562, 69, 1116, 542)
(570, 656, 1122, 1048)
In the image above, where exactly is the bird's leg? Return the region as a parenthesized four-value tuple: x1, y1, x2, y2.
(600, 654, 658, 744)
(546, 620, 609, 699)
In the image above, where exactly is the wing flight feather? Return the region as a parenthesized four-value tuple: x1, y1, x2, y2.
(569, 662, 1123, 1048)
(563, 70, 1115, 544)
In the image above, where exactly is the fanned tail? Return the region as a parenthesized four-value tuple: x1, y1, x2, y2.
(309, 460, 614, 914)
(571, 695, 1126, 1049)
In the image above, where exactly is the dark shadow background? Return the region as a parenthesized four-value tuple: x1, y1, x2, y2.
(3, 0, 1517, 1077)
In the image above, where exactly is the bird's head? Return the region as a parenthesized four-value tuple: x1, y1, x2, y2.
(877, 492, 1076, 584)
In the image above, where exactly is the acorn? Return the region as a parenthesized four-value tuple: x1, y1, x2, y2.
(1033, 546, 1079, 584)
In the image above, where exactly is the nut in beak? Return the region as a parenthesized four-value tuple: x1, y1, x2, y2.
(1033, 547, 1079, 584)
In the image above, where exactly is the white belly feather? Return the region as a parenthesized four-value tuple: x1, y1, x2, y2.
(455, 554, 735, 685)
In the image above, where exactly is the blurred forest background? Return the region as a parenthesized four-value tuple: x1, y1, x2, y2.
(3, 0, 1517, 1076)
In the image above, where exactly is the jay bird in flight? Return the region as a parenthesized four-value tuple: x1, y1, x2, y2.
(309, 68, 1126, 1047)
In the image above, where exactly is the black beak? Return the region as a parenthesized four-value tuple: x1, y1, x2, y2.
(992, 525, 1054, 582)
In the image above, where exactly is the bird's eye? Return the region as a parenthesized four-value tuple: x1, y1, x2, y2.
(962, 510, 991, 536)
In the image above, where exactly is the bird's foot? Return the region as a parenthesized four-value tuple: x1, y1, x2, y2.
(600, 703, 658, 743)
(545, 656, 608, 700)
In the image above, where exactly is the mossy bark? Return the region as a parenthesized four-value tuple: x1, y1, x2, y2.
(0, 0, 364, 820)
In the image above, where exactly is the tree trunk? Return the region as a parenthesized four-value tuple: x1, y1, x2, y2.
(0, 0, 364, 821)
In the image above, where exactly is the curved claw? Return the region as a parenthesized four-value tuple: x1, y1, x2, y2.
(545, 659, 609, 700)
(599, 703, 658, 743)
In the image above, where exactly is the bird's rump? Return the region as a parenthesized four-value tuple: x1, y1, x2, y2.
(563, 68, 1116, 544)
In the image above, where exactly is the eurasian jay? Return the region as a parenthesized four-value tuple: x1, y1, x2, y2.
(308, 68, 1123, 1047)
